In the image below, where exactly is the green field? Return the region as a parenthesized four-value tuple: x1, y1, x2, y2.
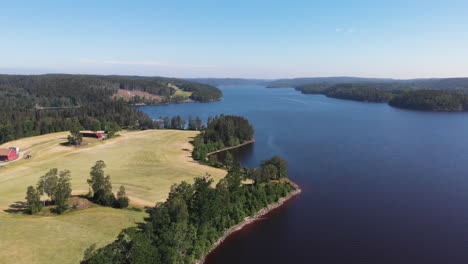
(0, 130, 226, 264)
(171, 84, 193, 99)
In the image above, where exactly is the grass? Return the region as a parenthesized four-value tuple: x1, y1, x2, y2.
(170, 84, 193, 99)
(0, 130, 226, 264)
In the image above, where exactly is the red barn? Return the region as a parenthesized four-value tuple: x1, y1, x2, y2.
(0, 148, 17, 161)
(80, 132, 107, 139)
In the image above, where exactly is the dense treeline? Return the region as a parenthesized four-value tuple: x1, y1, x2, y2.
(295, 83, 398, 102)
(267, 77, 468, 93)
(0, 74, 222, 107)
(82, 159, 295, 264)
(192, 115, 254, 161)
(0, 100, 154, 144)
(267, 77, 393, 88)
(389, 90, 468, 111)
(325, 84, 394, 102)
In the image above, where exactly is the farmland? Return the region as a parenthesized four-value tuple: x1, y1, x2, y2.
(0, 130, 226, 264)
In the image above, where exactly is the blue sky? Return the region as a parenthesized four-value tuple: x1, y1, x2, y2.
(1, 0, 468, 78)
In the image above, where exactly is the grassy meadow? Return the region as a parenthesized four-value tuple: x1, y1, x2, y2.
(0, 130, 226, 264)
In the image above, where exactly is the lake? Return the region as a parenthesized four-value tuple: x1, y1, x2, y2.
(137, 85, 468, 264)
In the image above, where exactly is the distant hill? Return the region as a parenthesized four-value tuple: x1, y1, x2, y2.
(186, 78, 271, 87)
(265, 76, 468, 111)
(266, 77, 468, 94)
(0, 74, 223, 107)
(266, 77, 396, 88)
(389, 90, 468, 111)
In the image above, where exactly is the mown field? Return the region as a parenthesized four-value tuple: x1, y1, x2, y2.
(0, 130, 226, 264)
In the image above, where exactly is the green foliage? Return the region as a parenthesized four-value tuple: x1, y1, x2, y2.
(25, 186, 43, 214)
(261, 156, 288, 179)
(87, 160, 116, 207)
(389, 90, 468, 111)
(37, 168, 59, 203)
(224, 152, 234, 168)
(187, 116, 204, 131)
(54, 170, 72, 214)
(67, 117, 83, 145)
(81, 160, 294, 264)
(35, 168, 73, 214)
(192, 115, 254, 162)
(325, 84, 393, 102)
(116, 185, 129, 209)
(104, 121, 121, 138)
(170, 115, 186, 130)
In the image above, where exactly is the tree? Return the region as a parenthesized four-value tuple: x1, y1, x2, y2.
(261, 156, 288, 179)
(163, 117, 170, 129)
(55, 170, 72, 214)
(67, 118, 83, 145)
(90, 118, 101, 133)
(116, 185, 129, 208)
(87, 160, 115, 206)
(224, 152, 234, 168)
(25, 186, 43, 214)
(37, 168, 59, 205)
(188, 116, 196, 130)
(261, 164, 277, 183)
(104, 121, 121, 138)
(195, 117, 204, 130)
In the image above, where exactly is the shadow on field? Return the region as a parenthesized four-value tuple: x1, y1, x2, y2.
(4, 201, 28, 213)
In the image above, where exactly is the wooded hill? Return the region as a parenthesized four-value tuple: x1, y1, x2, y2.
(0, 74, 222, 144)
(0, 74, 222, 107)
(389, 90, 468, 111)
(266, 77, 468, 110)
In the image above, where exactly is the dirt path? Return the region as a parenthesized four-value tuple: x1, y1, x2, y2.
(206, 139, 256, 156)
(0, 138, 65, 167)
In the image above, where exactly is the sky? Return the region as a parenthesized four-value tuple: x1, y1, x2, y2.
(1, 0, 468, 79)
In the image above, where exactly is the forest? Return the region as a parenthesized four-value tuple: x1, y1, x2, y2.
(191, 115, 255, 161)
(295, 83, 402, 102)
(269, 77, 468, 110)
(0, 74, 222, 144)
(81, 158, 295, 264)
(388, 90, 468, 111)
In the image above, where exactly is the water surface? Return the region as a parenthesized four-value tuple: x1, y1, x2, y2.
(138, 86, 468, 264)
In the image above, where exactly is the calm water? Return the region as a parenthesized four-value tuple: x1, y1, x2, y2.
(138, 86, 468, 264)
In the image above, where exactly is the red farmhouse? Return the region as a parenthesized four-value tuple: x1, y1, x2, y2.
(0, 148, 17, 161)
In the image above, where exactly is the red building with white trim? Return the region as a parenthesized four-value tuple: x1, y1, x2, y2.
(0, 148, 17, 161)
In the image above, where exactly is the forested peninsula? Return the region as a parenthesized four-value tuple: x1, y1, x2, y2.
(0, 74, 222, 144)
(74, 113, 300, 264)
(81, 163, 300, 264)
(264, 77, 468, 112)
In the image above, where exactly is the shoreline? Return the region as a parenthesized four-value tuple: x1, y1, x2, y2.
(197, 182, 302, 264)
(206, 139, 256, 156)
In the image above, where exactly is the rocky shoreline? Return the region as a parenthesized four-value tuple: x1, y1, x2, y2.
(197, 182, 302, 264)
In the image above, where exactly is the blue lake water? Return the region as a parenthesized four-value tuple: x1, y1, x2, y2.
(138, 85, 468, 264)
